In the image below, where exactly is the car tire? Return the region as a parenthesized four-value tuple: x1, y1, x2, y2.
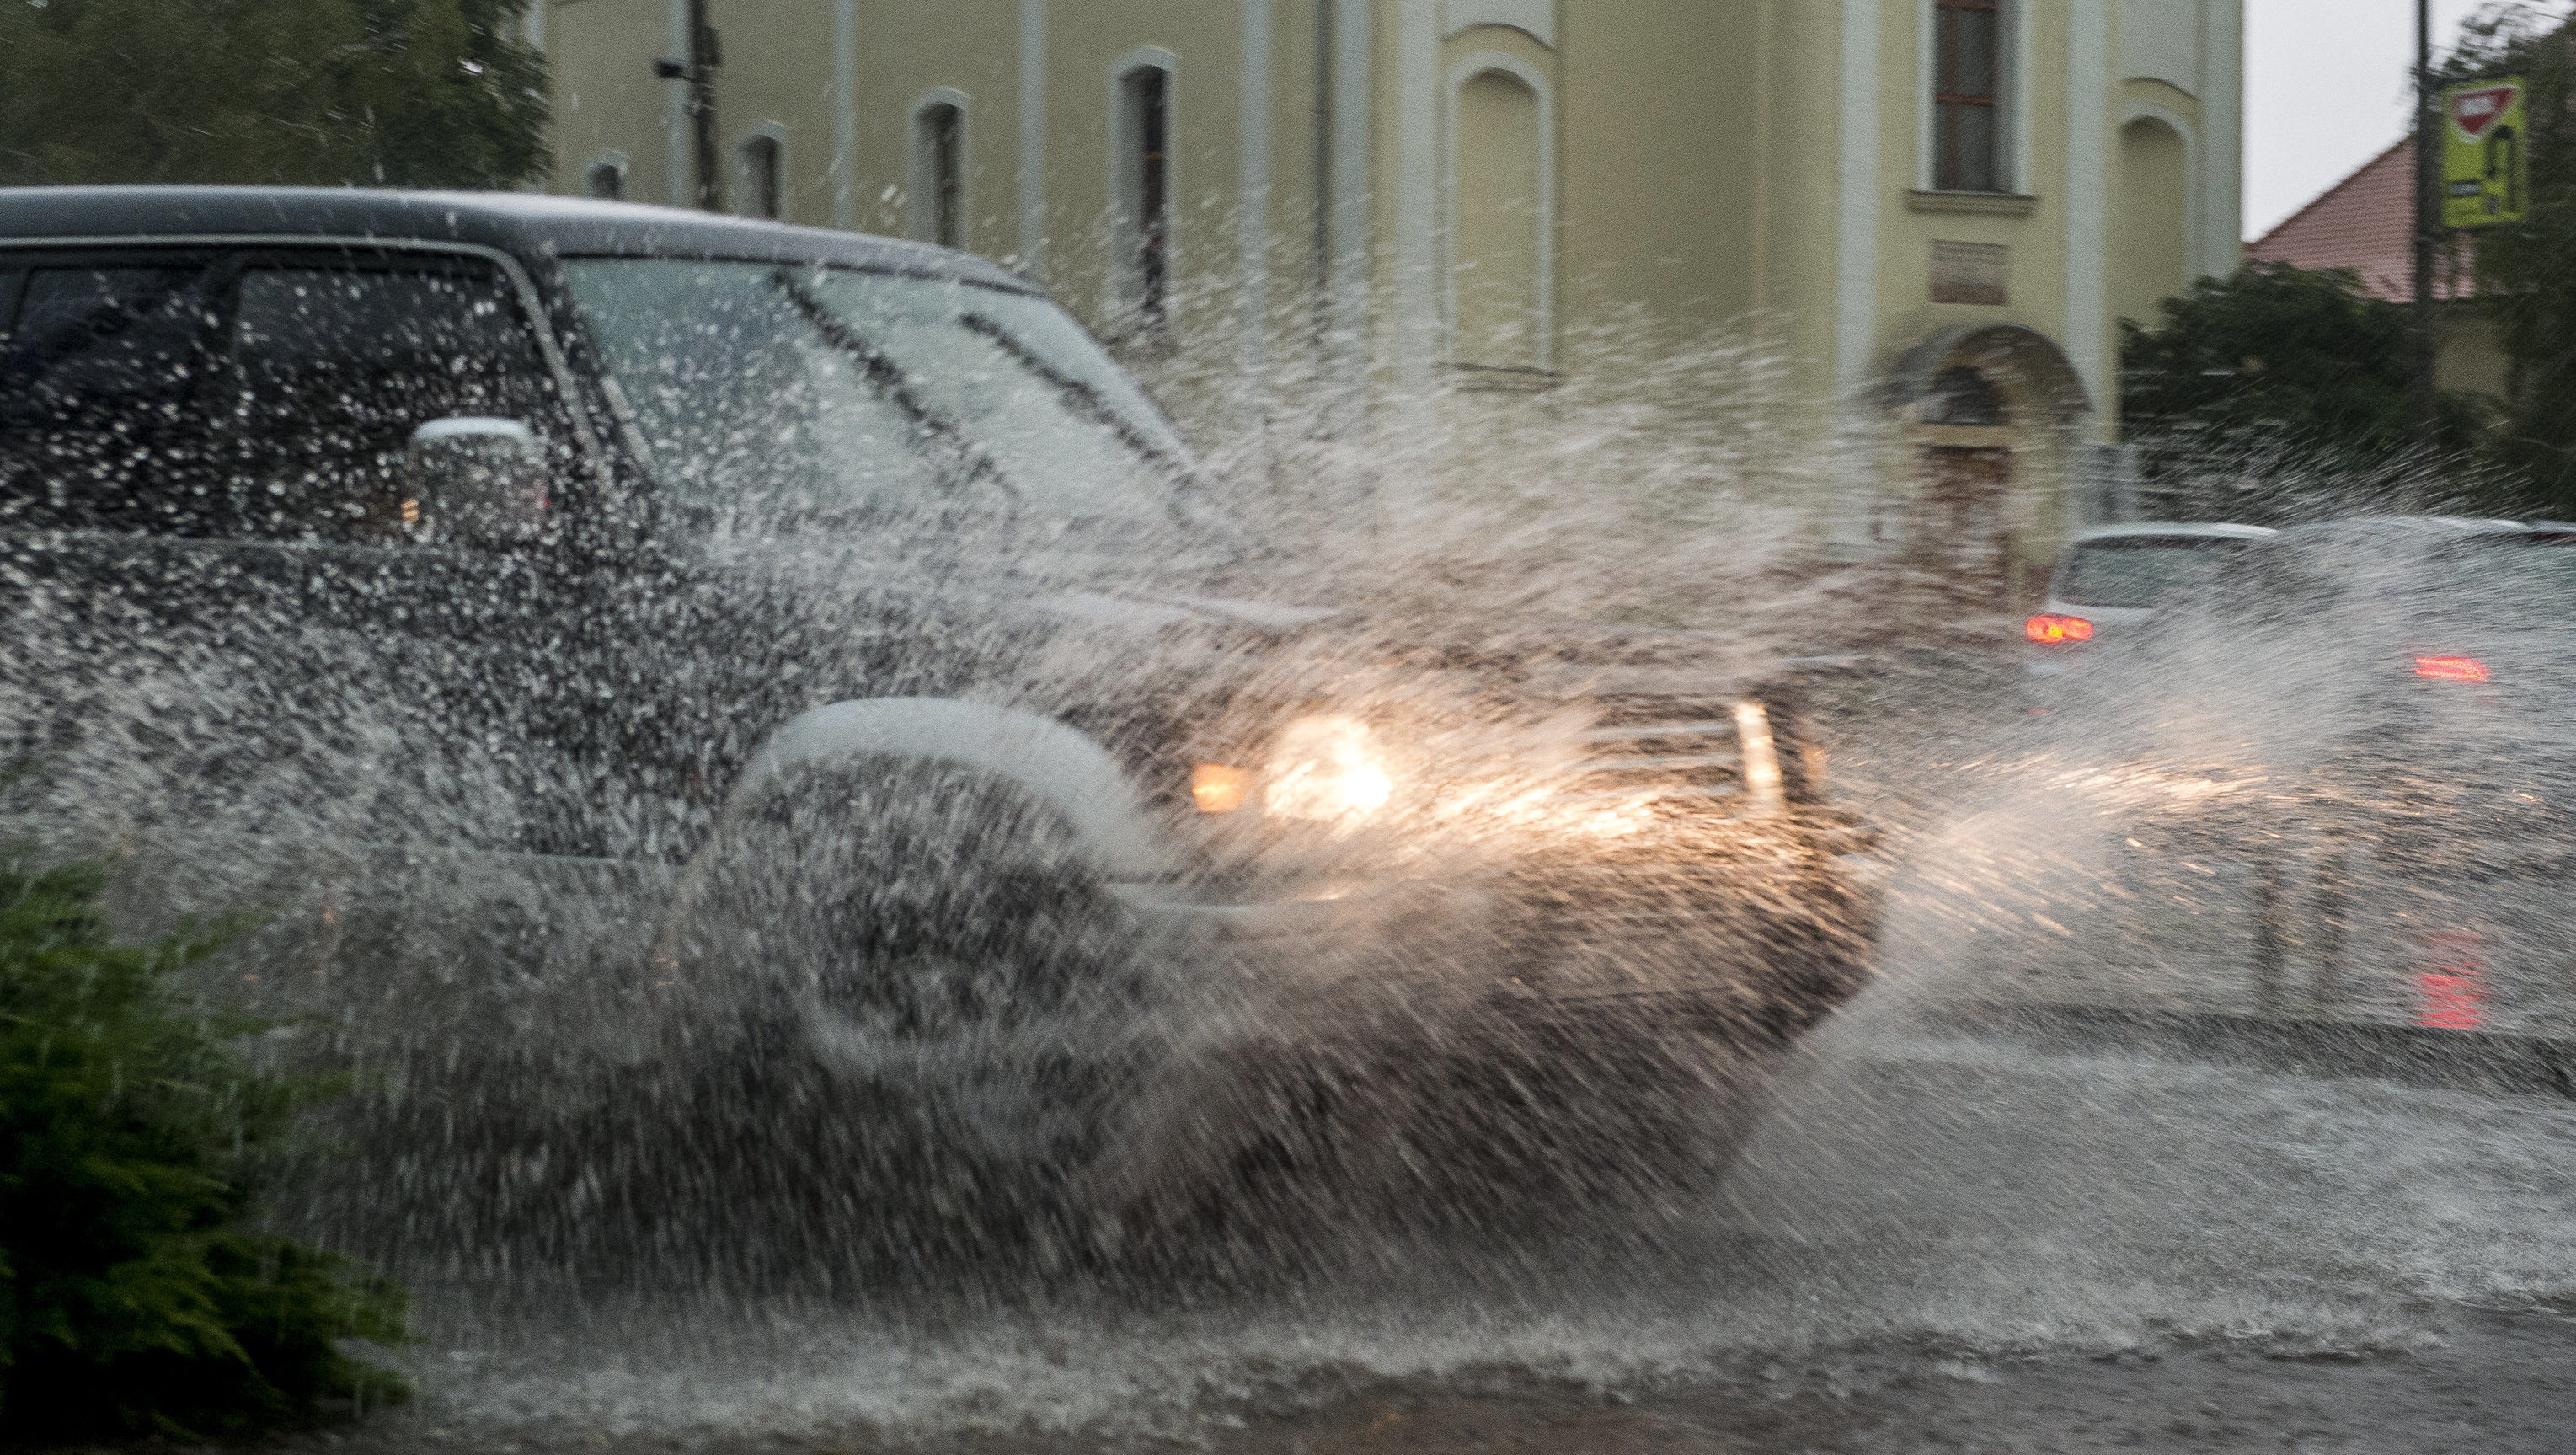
(644, 758, 1158, 1286)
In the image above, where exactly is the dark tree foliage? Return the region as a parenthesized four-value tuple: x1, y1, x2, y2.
(2119, 262, 2482, 461)
(2445, 3, 2576, 514)
(0, 860, 409, 1439)
(0, 0, 547, 190)
(351, 0, 553, 188)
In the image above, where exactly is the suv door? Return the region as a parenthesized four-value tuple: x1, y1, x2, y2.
(2, 245, 596, 856)
(211, 253, 584, 543)
(3, 252, 233, 822)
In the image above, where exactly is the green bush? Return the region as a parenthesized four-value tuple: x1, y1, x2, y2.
(2119, 262, 2488, 464)
(0, 859, 409, 1439)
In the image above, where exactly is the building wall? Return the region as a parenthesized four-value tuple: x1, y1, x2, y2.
(1757, 1, 1854, 427)
(708, 0, 836, 224)
(2436, 304, 2512, 404)
(847, 3, 1021, 247)
(548, 0, 676, 205)
(1554, 1, 1764, 356)
(533, 0, 2244, 564)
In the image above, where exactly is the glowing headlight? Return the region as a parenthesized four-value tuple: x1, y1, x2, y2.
(1191, 763, 1251, 814)
(1263, 714, 1393, 821)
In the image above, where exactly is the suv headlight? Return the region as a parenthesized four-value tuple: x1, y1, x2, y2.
(1262, 715, 1393, 821)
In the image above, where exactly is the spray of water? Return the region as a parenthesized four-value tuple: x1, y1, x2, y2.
(8, 254, 2573, 1445)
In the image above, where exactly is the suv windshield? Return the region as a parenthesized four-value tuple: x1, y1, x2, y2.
(561, 260, 1197, 540)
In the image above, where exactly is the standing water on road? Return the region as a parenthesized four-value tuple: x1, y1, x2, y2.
(7, 224, 2574, 1450)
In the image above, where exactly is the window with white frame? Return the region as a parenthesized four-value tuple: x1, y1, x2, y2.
(1932, 0, 2006, 193)
(909, 96, 968, 249)
(739, 131, 783, 220)
(1114, 61, 1173, 327)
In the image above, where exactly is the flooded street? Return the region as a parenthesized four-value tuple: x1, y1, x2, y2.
(297, 1017, 2576, 1452)
(277, 656, 2576, 1453)
(1185, 1309, 2576, 1454)
(10, 19, 2576, 1431)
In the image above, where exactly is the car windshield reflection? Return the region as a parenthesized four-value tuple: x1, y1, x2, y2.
(562, 259, 1205, 546)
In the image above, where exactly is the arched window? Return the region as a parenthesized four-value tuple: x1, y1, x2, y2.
(738, 131, 783, 221)
(908, 94, 970, 249)
(1446, 57, 1553, 372)
(1112, 56, 1175, 328)
(585, 155, 628, 201)
(2114, 115, 2192, 326)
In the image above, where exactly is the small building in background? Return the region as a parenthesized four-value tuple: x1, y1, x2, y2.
(536, 0, 2242, 604)
(2245, 137, 2506, 407)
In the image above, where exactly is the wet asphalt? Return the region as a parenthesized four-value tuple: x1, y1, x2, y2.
(208, 648, 2576, 1453)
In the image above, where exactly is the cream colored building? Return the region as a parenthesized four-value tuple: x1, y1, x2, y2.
(533, 0, 2242, 592)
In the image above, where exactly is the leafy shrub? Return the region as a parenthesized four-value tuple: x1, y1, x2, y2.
(2119, 263, 2488, 464)
(0, 859, 409, 1439)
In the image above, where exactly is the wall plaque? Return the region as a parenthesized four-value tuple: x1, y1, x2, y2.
(1930, 240, 2009, 306)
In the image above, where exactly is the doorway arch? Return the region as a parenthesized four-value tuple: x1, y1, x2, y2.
(1882, 324, 2092, 603)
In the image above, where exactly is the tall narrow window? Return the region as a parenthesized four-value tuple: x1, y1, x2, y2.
(1933, 0, 2004, 193)
(740, 134, 783, 220)
(1121, 66, 1172, 324)
(911, 101, 967, 249)
(585, 159, 626, 201)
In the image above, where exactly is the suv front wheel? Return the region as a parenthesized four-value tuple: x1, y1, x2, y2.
(651, 759, 1160, 1281)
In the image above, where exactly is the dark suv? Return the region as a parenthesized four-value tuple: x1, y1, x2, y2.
(0, 189, 1874, 1265)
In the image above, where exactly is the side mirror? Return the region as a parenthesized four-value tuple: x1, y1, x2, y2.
(404, 417, 549, 548)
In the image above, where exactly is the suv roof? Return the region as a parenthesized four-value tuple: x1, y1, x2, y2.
(0, 186, 1032, 292)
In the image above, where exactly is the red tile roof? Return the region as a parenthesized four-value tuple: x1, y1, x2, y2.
(2247, 136, 2476, 302)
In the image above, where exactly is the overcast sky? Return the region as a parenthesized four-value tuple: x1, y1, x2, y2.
(2246, 0, 2573, 238)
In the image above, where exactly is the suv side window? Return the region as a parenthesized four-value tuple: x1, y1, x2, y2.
(0, 259, 222, 533)
(214, 259, 570, 543)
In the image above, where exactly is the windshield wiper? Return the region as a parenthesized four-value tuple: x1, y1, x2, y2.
(956, 311, 1248, 547)
(767, 271, 1023, 510)
(957, 313, 1193, 478)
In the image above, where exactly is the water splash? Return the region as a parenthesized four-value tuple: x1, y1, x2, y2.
(8, 266, 2573, 1446)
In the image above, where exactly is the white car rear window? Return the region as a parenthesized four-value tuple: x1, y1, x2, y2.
(2056, 537, 2239, 610)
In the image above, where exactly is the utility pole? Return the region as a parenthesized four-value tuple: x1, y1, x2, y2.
(2410, 0, 2440, 447)
(655, 0, 724, 212)
(687, 0, 724, 212)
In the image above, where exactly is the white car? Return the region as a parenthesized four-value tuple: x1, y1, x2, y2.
(2025, 522, 2279, 679)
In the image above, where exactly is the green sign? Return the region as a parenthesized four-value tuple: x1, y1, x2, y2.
(2443, 77, 2528, 229)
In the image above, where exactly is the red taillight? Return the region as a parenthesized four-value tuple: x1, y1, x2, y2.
(2025, 613, 2095, 645)
(2413, 655, 2491, 682)
(2417, 930, 2487, 1030)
